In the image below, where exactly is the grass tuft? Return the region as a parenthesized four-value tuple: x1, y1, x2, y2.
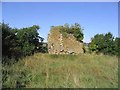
(3, 53, 118, 88)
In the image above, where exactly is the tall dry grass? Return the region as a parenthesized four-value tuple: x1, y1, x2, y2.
(3, 53, 118, 88)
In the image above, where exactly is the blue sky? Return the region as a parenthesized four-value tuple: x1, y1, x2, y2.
(2, 2, 118, 43)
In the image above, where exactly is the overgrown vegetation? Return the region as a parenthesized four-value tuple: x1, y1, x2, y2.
(2, 53, 118, 88)
(58, 23, 84, 42)
(2, 22, 47, 64)
(56, 23, 119, 56)
(2, 22, 119, 88)
(88, 32, 120, 56)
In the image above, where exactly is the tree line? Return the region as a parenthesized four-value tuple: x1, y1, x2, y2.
(1, 22, 119, 64)
(89, 32, 120, 56)
(1, 22, 47, 64)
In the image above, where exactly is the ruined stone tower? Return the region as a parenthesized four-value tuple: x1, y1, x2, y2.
(47, 26, 84, 54)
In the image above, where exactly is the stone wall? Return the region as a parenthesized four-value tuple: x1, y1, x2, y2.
(47, 26, 84, 54)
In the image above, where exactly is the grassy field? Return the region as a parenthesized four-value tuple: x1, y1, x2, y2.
(3, 53, 118, 88)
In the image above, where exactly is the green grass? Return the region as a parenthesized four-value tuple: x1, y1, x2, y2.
(3, 53, 118, 88)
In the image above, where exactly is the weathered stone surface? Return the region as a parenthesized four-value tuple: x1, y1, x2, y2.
(47, 26, 84, 54)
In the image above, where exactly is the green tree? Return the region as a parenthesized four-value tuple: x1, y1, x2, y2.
(2, 22, 47, 64)
(60, 23, 84, 42)
(2, 23, 18, 57)
(103, 32, 115, 55)
(2, 23, 22, 64)
(114, 37, 120, 56)
(89, 34, 104, 53)
(16, 25, 44, 56)
(89, 32, 118, 55)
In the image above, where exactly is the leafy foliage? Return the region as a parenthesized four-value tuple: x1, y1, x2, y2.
(59, 23, 84, 42)
(16, 25, 44, 56)
(89, 32, 120, 55)
(2, 22, 47, 64)
(2, 23, 21, 60)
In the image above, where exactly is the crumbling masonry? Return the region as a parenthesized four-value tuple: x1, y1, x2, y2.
(47, 26, 84, 54)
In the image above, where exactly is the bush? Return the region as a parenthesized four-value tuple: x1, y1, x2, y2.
(88, 32, 119, 56)
(1, 22, 47, 64)
(59, 23, 84, 42)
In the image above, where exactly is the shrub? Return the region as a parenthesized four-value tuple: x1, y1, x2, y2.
(59, 23, 84, 42)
